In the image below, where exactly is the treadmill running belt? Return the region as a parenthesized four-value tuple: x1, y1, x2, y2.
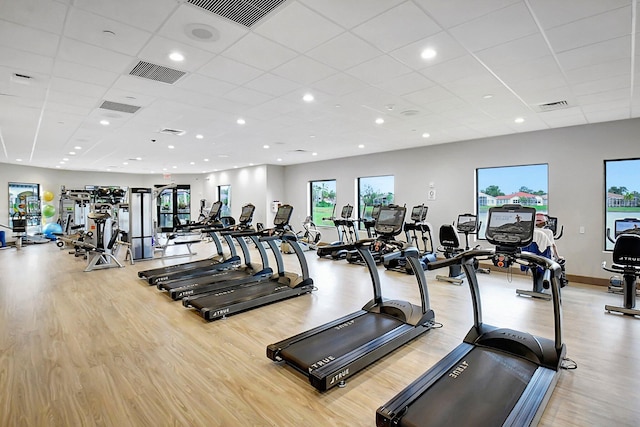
(279, 313, 404, 371)
(399, 347, 537, 427)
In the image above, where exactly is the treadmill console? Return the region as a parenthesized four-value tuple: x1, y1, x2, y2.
(485, 205, 535, 248)
(208, 201, 223, 221)
(374, 205, 407, 236)
(410, 205, 428, 222)
(370, 204, 381, 220)
(273, 204, 294, 228)
(456, 214, 478, 233)
(614, 217, 640, 237)
(238, 204, 255, 224)
(340, 204, 354, 219)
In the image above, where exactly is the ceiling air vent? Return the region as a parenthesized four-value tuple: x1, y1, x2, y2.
(187, 0, 287, 28)
(537, 100, 569, 112)
(129, 61, 186, 84)
(159, 128, 187, 136)
(99, 100, 141, 114)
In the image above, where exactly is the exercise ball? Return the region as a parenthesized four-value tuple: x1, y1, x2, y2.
(43, 204, 56, 218)
(42, 222, 63, 238)
(43, 190, 55, 202)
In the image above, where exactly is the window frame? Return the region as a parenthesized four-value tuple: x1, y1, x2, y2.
(604, 158, 640, 251)
(309, 179, 337, 227)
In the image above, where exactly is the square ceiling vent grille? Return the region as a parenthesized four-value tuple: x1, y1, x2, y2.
(129, 61, 186, 84)
(187, 0, 287, 27)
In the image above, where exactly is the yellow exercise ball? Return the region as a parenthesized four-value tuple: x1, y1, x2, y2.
(43, 190, 55, 202)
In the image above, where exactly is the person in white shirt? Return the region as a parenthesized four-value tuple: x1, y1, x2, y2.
(534, 213, 563, 261)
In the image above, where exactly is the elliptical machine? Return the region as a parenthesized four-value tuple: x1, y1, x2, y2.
(436, 214, 488, 285)
(383, 204, 436, 273)
(603, 218, 640, 316)
(316, 205, 357, 259)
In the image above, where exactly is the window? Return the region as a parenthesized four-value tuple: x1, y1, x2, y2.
(605, 158, 640, 250)
(358, 175, 394, 227)
(218, 185, 231, 217)
(476, 164, 548, 238)
(310, 180, 336, 226)
(8, 182, 40, 232)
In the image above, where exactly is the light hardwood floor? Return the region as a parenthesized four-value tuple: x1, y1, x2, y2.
(1, 241, 639, 426)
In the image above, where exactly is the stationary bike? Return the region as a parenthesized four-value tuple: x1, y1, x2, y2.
(435, 213, 488, 285)
(603, 218, 640, 316)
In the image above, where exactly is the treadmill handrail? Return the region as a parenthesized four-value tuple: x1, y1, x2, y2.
(427, 247, 564, 354)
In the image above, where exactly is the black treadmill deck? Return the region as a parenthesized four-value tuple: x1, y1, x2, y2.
(395, 346, 539, 427)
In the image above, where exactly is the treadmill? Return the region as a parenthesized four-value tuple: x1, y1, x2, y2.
(137, 201, 226, 281)
(383, 204, 437, 272)
(377, 204, 568, 427)
(182, 204, 315, 320)
(143, 204, 255, 286)
(267, 204, 435, 392)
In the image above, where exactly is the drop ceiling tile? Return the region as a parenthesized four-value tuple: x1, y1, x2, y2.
(52, 60, 119, 87)
(64, 8, 152, 56)
(137, 35, 215, 72)
(50, 76, 107, 99)
(58, 37, 133, 73)
(306, 32, 382, 70)
(299, 0, 403, 29)
(448, 2, 538, 52)
(222, 33, 297, 71)
(475, 33, 551, 69)
(556, 36, 630, 71)
(244, 73, 301, 97)
(177, 73, 236, 97)
(0, 0, 67, 33)
(414, 0, 520, 29)
(539, 113, 588, 128)
(271, 55, 337, 86)
(0, 20, 60, 57)
(101, 88, 156, 107)
(352, 2, 441, 52)
(420, 55, 490, 85)
(310, 72, 369, 96)
(157, 4, 248, 54)
(346, 55, 412, 85)
(389, 31, 468, 70)
(74, 0, 179, 32)
(223, 86, 273, 106)
(375, 72, 436, 96)
(199, 56, 263, 85)
(48, 89, 101, 109)
(565, 58, 631, 84)
(0, 44, 54, 75)
(572, 75, 630, 97)
(491, 55, 563, 84)
(255, 2, 343, 53)
(545, 6, 631, 53)
(528, 0, 629, 29)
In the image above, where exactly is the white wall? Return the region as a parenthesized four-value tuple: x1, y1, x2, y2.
(284, 118, 640, 280)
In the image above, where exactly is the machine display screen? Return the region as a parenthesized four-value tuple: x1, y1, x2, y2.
(274, 205, 293, 226)
(341, 205, 354, 218)
(238, 204, 255, 223)
(370, 205, 381, 219)
(410, 205, 427, 222)
(615, 218, 640, 236)
(376, 206, 406, 228)
(485, 206, 535, 247)
(457, 214, 477, 233)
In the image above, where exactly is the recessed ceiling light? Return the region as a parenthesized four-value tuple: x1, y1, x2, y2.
(233, 165, 238, 168)
(123, 162, 128, 165)
(63, 157, 69, 161)
(302, 93, 314, 102)
(263, 144, 270, 149)
(59, 161, 65, 164)
(277, 158, 282, 162)
(421, 48, 437, 60)
(100, 119, 110, 126)
(358, 144, 365, 149)
(136, 157, 142, 161)
(483, 94, 493, 99)
(204, 158, 209, 162)
(162, 168, 167, 171)
(168, 145, 175, 149)
(422, 133, 430, 138)
(172, 165, 177, 169)
(218, 154, 228, 158)
(249, 163, 254, 166)
(514, 117, 525, 124)
(74, 146, 82, 150)
(16, 158, 22, 162)
(195, 134, 203, 139)
(213, 169, 218, 172)
(169, 52, 184, 62)
(375, 118, 384, 125)
(237, 118, 246, 125)
(56, 165, 61, 169)
(190, 162, 195, 165)
(312, 152, 318, 156)
(106, 168, 111, 171)
(69, 151, 76, 155)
